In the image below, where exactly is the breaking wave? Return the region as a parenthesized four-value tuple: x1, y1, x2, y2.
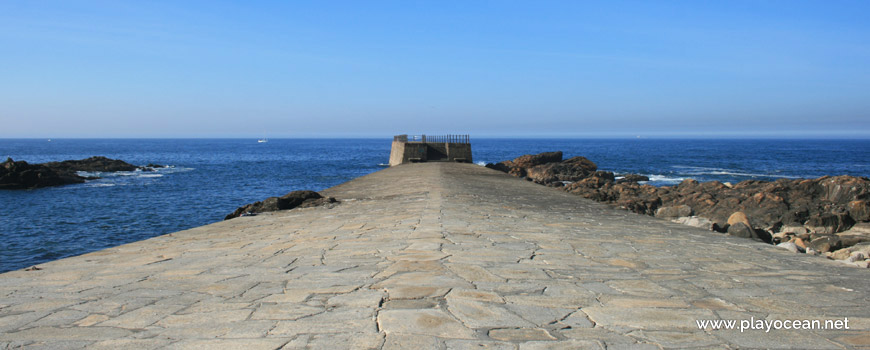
(671, 165, 800, 179)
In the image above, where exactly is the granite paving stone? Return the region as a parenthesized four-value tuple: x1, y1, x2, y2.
(0, 162, 867, 348)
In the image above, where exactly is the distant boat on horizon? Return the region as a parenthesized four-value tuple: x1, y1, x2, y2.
(257, 138, 268, 143)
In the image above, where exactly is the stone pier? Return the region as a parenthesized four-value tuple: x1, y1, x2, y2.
(1, 163, 868, 349)
(389, 134, 472, 166)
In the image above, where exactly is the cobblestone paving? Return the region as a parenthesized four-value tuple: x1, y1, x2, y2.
(1, 163, 868, 349)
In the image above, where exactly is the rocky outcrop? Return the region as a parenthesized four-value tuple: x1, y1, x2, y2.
(487, 151, 870, 267)
(486, 152, 597, 186)
(43, 156, 141, 173)
(1, 157, 162, 190)
(225, 190, 338, 220)
(1, 158, 86, 189)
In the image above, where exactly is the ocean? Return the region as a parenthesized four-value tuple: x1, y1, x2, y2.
(2, 138, 869, 273)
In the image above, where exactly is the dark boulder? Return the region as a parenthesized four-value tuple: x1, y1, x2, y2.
(225, 190, 338, 220)
(727, 222, 758, 240)
(754, 228, 773, 244)
(485, 162, 511, 173)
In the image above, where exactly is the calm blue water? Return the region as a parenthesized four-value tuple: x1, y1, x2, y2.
(2, 138, 869, 273)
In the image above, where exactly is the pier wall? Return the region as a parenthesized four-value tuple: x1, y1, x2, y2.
(388, 134, 472, 166)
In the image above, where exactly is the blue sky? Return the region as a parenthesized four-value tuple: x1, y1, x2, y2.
(1, 1, 868, 138)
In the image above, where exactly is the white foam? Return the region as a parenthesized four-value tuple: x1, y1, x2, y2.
(645, 174, 687, 184)
(476, 161, 487, 166)
(157, 166, 194, 173)
(139, 174, 163, 178)
(671, 165, 800, 179)
(704, 170, 800, 179)
(85, 183, 116, 187)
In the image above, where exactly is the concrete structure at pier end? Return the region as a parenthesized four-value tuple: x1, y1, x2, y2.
(389, 134, 472, 166)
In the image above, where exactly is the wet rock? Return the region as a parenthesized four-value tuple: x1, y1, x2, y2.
(225, 190, 338, 220)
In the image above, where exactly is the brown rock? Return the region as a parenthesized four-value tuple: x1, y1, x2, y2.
(831, 248, 852, 260)
(807, 236, 843, 253)
(848, 200, 870, 222)
(655, 205, 693, 218)
(793, 237, 807, 249)
(727, 212, 752, 228)
(819, 175, 870, 204)
(511, 151, 562, 168)
(487, 151, 870, 248)
(806, 211, 855, 234)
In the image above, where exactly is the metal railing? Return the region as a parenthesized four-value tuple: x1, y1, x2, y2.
(393, 134, 470, 144)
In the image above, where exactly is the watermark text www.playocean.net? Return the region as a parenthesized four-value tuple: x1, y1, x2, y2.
(697, 317, 850, 333)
